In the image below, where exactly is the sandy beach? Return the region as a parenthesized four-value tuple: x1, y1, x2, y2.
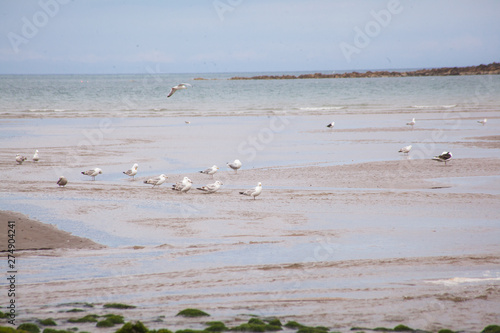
(1, 112, 499, 332)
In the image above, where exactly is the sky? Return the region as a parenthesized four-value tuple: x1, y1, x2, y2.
(0, 0, 499, 74)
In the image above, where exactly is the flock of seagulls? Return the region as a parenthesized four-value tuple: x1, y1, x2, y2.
(15, 150, 39, 165)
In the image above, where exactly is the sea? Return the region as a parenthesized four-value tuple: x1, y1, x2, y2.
(1, 71, 500, 118)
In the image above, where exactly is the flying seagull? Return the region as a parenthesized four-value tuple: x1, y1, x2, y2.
(81, 168, 103, 180)
(32, 149, 39, 162)
(432, 152, 452, 165)
(239, 182, 262, 200)
(167, 83, 192, 98)
(172, 177, 193, 193)
(57, 176, 68, 187)
(143, 174, 167, 188)
(227, 159, 242, 173)
(326, 122, 335, 128)
(406, 118, 416, 129)
(197, 180, 223, 193)
(477, 118, 487, 126)
(123, 163, 139, 179)
(15, 154, 27, 165)
(398, 145, 412, 155)
(200, 165, 218, 178)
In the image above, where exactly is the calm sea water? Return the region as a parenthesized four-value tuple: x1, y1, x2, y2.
(0, 72, 499, 117)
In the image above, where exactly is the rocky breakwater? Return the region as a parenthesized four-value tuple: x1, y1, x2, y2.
(229, 62, 500, 80)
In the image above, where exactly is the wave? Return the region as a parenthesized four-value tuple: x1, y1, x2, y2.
(28, 108, 68, 112)
(298, 106, 348, 111)
(426, 277, 500, 286)
(411, 104, 457, 109)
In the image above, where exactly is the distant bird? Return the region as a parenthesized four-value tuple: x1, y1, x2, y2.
(167, 83, 192, 98)
(239, 182, 262, 200)
(185, 121, 191, 124)
(200, 165, 218, 178)
(197, 180, 223, 193)
(32, 149, 39, 162)
(326, 122, 335, 128)
(57, 176, 68, 187)
(227, 159, 242, 173)
(406, 118, 416, 128)
(123, 163, 139, 179)
(81, 168, 103, 180)
(143, 174, 167, 188)
(172, 177, 193, 193)
(432, 152, 452, 165)
(398, 145, 412, 155)
(15, 154, 27, 165)
(477, 118, 487, 126)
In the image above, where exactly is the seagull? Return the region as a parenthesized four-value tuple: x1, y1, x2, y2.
(81, 168, 103, 180)
(32, 149, 39, 162)
(15, 154, 27, 165)
(167, 83, 192, 98)
(197, 180, 223, 193)
(432, 152, 452, 165)
(57, 176, 68, 187)
(239, 182, 262, 200)
(143, 174, 167, 188)
(326, 122, 335, 128)
(406, 118, 416, 128)
(185, 121, 191, 124)
(477, 118, 487, 126)
(200, 165, 218, 178)
(123, 163, 139, 179)
(398, 145, 412, 155)
(172, 177, 193, 193)
(227, 159, 242, 173)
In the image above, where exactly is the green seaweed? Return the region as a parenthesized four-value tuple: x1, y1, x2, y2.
(151, 330, 174, 333)
(115, 321, 149, 333)
(0, 327, 18, 333)
(67, 314, 99, 323)
(265, 319, 282, 328)
(65, 309, 84, 313)
(296, 327, 328, 333)
(17, 324, 40, 333)
(437, 330, 455, 333)
(284, 322, 305, 330)
(176, 309, 210, 318)
(393, 325, 412, 332)
(42, 329, 73, 333)
(103, 303, 136, 309)
(38, 319, 56, 327)
(482, 326, 500, 333)
(0, 312, 7, 319)
(205, 321, 228, 332)
(176, 330, 205, 333)
(96, 314, 125, 327)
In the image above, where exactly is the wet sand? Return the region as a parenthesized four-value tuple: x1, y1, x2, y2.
(0, 113, 499, 332)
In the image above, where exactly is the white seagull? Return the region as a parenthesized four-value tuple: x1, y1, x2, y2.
(227, 159, 242, 173)
(167, 83, 192, 98)
(406, 117, 416, 129)
(143, 174, 167, 188)
(239, 182, 262, 200)
(398, 145, 412, 155)
(81, 168, 103, 180)
(477, 118, 487, 126)
(200, 165, 218, 178)
(123, 163, 139, 179)
(57, 176, 68, 187)
(326, 122, 335, 128)
(172, 177, 193, 193)
(432, 152, 452, 165)
(197, 180, 223, 193)
(15, 154, 27, 165)
(32, 149, 39, 162)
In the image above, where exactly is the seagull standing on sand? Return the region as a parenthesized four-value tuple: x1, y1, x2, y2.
(197, 180, 223, 193)
(81, 168, 103, 180)
(15, 154, 27, 165)
(143, 174, 167, 188)
(200, 165, 218, 178)
(432, 152, 452, 165)
(478, 118, 487, 126)
(32, 150, 39, 162)
(172, 177, 193, 193)
(227, 159, 242, 173)
(406, 118, 416, 129)
(326, 122, 335, 128)
(167, 83, 192, 98)
(398, 145, 412, 155)
(57, 176, 68, 187)
(240, 182, 262, 200)
(123, 163, 139, 179)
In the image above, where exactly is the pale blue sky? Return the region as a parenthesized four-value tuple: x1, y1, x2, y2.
(0, 0, 499, 74)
